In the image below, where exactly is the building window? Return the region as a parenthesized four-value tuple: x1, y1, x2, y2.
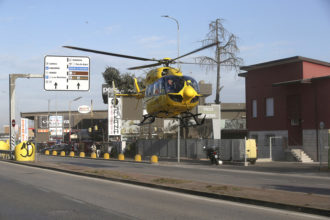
(266, 97, 274, 117)
(252, 99, 257, 118)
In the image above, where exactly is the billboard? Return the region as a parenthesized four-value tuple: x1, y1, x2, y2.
(108, 97, 122, 136)
(198, 105, 221, 119)
(49, 115, 63, 136)
(20, 118, 29, 142)
(38, 116, 48, 129)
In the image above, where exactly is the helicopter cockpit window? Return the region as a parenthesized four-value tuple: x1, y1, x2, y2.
(183, 76, 200, 93)
(165, 76, 185, 93)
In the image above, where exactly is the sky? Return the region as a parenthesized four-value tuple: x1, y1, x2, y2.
(0, 0, 329, 131)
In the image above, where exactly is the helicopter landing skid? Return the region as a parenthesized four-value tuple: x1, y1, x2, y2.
(136, 114, 156, 126)
(177, 112, 206, 127)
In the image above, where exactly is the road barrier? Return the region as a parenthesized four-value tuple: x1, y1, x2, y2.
(79, 152, 85, 158)
(91, 152, 97, 159)
(104, 153, 110, 159)
(52, 151, 57, 156)
(118, 153, 124, 161)
(150, 155, 158, 164)
(15, 141, 35, 162)
(45, 150, 50, 155)
(60, 151, 65, 157)
(135, 154, 141, 162)
(69, 151, 75, 157)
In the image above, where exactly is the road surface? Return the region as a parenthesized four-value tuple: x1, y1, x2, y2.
(37, 155, 330, 195)
(0, 161, 326, 219)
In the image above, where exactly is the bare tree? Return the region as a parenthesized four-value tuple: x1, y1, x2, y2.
(196, 18, 243, 104)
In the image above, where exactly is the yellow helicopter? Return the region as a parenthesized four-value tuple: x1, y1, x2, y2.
(63, 43, 217, 126)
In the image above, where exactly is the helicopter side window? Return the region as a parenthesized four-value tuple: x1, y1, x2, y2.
(161, 68, 169, 76)
(153, 81, 160, 95)
(146, 84, 153, 97)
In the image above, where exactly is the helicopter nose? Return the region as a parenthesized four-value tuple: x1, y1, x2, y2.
(183, 86, 195, 99)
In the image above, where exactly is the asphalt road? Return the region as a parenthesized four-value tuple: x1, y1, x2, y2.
(0, 161, 325, 220)
(37, 155, 330, 195)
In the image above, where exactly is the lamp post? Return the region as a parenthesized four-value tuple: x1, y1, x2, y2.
(161, 15, 181, 163)
(161, 15, 180, 62)
(69, 97, 82, 144)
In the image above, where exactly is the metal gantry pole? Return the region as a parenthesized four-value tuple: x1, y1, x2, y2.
(9, 74, 43, 159)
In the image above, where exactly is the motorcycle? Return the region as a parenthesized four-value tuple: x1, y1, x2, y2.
(203, 146, 223, 165)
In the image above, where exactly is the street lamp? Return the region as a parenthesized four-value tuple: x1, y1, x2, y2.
(161, 15, 180, 62)
(161, 15, 181, 163)
(69, 96, 82, 144)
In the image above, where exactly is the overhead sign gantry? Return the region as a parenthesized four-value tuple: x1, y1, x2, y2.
(44, 56, 90, 91)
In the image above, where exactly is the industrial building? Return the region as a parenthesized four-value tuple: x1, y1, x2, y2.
(239, 56, 330, 162)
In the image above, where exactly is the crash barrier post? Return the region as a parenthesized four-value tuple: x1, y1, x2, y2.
(69, 151, 75, 157)
(150, 155, 158, 164)
(118, 153, 124, 161)
(135, 154, 142, 162)
(52, 151, 57, 156)
(15, 141, 36, 162)
(103, 153, 110, 159)
(79, 152, 85, 158)
(60, 151, 65, 157)
(0, 141, 10, 159)
(91, 152, 97, 159)
(45, 150, 50, 155)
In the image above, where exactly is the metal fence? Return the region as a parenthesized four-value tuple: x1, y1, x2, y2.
(256, 137, 287, 161)
(136, 139, 246, 161)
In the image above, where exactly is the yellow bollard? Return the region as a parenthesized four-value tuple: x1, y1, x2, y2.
(60, 151, 66, 157)
(103, 153, 110, 159)
(118, 153, 125, 161)
(52, 151, 58, 156)
(150, 155, 158, 164)
(79, 152, 85, 158)
(135, 154, 142, 162)
(91, 152, 97, 158)
(15, 141, 36, 162)
(69, 151, 75, 157)
(45, 150, 50, 155)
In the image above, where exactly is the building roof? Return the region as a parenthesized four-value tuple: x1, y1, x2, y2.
(272, 75, 330, 87)
(239, 56, 330, 76)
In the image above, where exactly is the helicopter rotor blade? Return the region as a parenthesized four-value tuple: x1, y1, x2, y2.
(176, 61, 232, 66)
(63, 46, 157, 62)
(128, 62, 162, 70)
(171, 42, 218, 62)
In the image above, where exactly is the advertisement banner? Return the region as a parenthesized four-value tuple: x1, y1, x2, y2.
(20, 118, 29, 142)
(108, 97, 122, 136)
(38, 116, 48, 128)
(49, 115, 63, 137)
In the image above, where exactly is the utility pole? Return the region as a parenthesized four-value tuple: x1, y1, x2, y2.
(215, 19, 221, 104)
(161, 15, 181, 163)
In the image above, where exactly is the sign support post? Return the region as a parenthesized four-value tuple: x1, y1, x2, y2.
(9, 74, 43, 159)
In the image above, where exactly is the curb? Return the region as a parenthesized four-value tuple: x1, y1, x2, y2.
(5, 160, 330, 217)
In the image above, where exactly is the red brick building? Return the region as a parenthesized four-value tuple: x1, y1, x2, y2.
(239, 56, 330, 162)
